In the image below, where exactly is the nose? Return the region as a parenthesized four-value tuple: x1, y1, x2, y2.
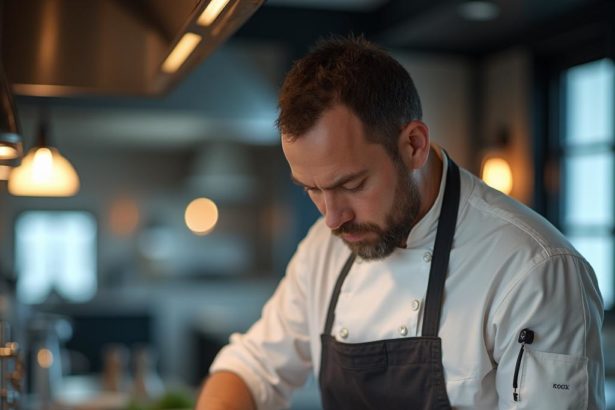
(322, 191, 353, 230)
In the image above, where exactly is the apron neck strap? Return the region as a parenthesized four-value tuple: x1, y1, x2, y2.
(323, 252, 356, 336)
(421, 156, 460, 337)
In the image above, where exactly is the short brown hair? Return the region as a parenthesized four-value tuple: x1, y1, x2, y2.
(276, 35, 422, 157)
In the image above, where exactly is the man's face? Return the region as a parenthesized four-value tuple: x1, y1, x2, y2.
(281, 104, 421, 260)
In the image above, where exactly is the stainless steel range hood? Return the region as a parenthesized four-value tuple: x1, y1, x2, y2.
(1, 0, 264, 97)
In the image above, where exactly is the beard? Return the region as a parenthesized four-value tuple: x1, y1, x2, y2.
(332, 167, 421, 260)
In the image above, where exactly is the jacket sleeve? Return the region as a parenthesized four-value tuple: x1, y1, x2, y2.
(208, 244, 313, 410)
(490, 253, 605, 409)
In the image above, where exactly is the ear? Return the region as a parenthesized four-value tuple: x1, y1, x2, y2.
(397, 120, 430, 170)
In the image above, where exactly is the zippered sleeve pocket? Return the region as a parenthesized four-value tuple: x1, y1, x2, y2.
(515, 347, 588, 409)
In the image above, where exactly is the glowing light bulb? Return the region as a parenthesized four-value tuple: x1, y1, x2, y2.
(185, 197, 219, 235)
(109, 197, 140, 236)
(481, 157, 513, 194)
(0, 146, 18, 159)
(37, 348, 54, 368)
(32, 147, 53, 183)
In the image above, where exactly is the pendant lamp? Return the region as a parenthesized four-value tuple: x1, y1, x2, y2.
(0, 63, 23, 169)
(8, 116, 80, 197)
(480, 126, 513, 195)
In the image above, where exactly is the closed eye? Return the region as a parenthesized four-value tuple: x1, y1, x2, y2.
(290, 170, 368, 193)
(342, 179, 366, 192)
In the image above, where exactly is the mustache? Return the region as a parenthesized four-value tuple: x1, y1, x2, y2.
(332, 222, 384, 237)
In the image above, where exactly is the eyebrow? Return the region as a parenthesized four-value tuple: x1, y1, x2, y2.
(290, 170, 368, 191)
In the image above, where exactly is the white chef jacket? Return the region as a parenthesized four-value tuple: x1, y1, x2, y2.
(210, 152, 605, 410)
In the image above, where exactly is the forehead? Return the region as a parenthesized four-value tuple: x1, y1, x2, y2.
(281, 104, 391, 184)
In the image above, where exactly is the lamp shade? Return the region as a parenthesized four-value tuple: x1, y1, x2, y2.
(8, 121, 79, 197)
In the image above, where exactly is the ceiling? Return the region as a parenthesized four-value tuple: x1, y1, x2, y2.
(235, 0, 602, 54)
(267, 0, 387, 11)
(3, 0, 608, 151)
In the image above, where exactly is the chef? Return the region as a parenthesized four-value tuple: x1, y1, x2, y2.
(197, 36, 605, 409)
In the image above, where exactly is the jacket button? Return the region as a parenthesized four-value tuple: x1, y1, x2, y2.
(410, 299, 421, 311)
(423, 251, 432, 263)
(338, 327, 349, 339)
(399, 326, 408, 336)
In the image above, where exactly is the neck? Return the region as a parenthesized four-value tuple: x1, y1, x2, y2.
(415, 145, 444, 222)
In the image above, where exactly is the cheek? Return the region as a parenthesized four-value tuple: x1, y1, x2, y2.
(380, 175, 406, 216)
(353, 188, 394, 220)
(358, 166, 402, 220)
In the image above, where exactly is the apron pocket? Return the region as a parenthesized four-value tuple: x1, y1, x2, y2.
(516, 347, 588, 409)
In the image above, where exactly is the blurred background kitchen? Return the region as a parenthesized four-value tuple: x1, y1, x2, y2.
(0, 0, 614, 408)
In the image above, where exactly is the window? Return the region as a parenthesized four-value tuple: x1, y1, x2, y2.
(560, 59, 614, 309)
(15, 211, 97, 304)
